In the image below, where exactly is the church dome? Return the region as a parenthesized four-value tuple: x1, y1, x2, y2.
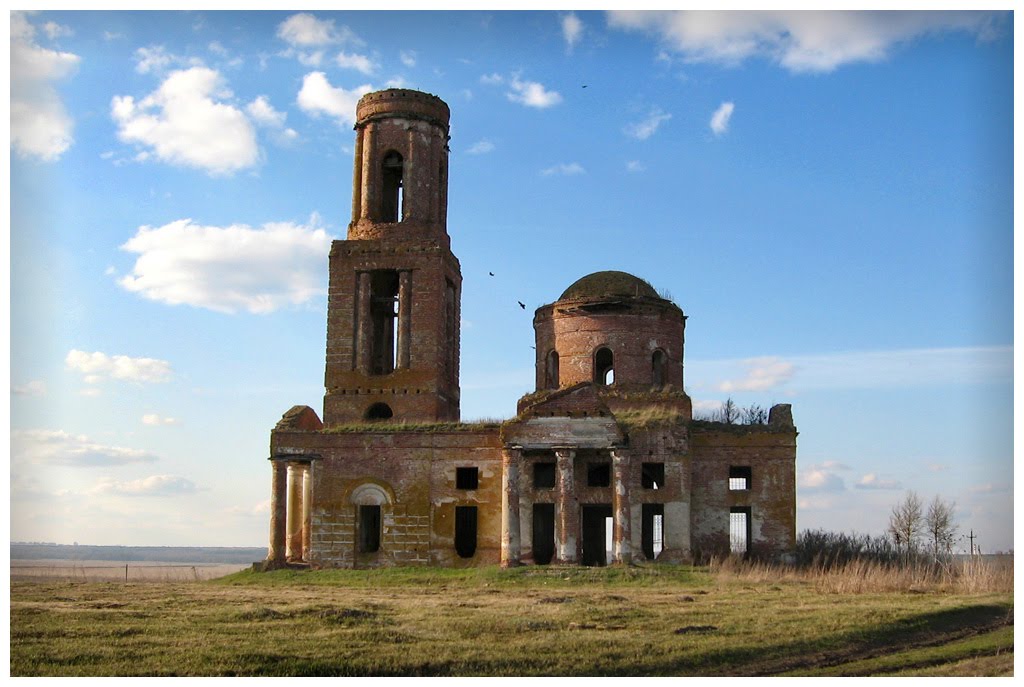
(558, 270, 660, 301)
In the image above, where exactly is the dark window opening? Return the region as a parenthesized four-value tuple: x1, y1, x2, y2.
(642, 503, 665, 560)
(534, 462, 556, 489)
(730, 507, 751, 555)
(456, 467, 479, 490)
(455, 506, 477, 558)
(587, 462, 611, 488)
(729, 466, 752, 491)
(364, 402, 393, 421)
(595, 347, 614, 385)
(370, 270, 400, 375)
(652, 350, 667, 389)
(581, 504, 612, 567)
(641, 462, 665, 490)
(532, 503, 555, 565)
(545, 350, 559, 390)
(358, 505, 381, 553)
(381, 150, 404, 222)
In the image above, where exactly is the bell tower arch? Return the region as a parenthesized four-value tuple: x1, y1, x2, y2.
(324, 89, 461, 425)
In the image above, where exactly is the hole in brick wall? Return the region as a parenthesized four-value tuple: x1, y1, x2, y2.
(456, 467, 479, 490)
(594, 347, 614, 385)
(652, 350, 667, 389)
(532, 503, 555, 565)
(534, 462, 556, 489)
(545, 350, 559, 389)
(381, 150, 404, 222)
(642, 462, 665, 489)
(642, 503, 664, 560)
(729, 466, 752, 491)
(587, 462, 611, 488)
(358, 505, 381, 553)
(365, 402, 394, 421)
(455, 506, 477, 558)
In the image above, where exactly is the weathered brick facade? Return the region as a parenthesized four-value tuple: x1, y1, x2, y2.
(264, 89, 797, 569)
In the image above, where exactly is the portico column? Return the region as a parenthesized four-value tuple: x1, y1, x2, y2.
(555, 448, 578, 564)
(301, 464, 312, 562)
(612, 448, 633, 564)
(501, 446, 522, 567)
(396, 270, 412, 369)
(268, 459, 288, 562)
(357, 271, 373, 374)
(286, 463, 303, 561)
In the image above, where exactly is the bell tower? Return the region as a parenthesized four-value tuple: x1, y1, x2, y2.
(323, 89, 461, 425)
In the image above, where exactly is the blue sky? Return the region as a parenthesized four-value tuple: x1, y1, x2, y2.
(8, 10, 1015, 552)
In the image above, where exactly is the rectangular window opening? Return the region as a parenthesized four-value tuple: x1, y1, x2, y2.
(456, 467, 479, 490)
(369, 270, 400, 376)
(642, 503, 665, 560)
(358, 505, 381, 553)
(455, 506, 477, 558)
(641, 462, 665, 490)
(587, 462, 611, 488)
(534, 462, 556, 489)
(729, 465, 752, 491)
(730, 507, 751, 555)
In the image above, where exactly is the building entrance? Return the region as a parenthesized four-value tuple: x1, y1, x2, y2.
(581, 504, 613, 566)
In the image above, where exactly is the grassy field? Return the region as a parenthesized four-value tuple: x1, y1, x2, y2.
(10, 563, 1013, 676)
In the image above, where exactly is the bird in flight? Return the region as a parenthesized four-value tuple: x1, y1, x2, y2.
(488, 272, 495, 276)
(517, 301, 526, 309)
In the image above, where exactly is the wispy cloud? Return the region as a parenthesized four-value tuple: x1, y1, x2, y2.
(400, 50, 416, 67)
(624, 107, 671, 140)
(142, 414, 179, 426)
(507, 76, 562, 109)
(296, 71, 373, 127)
(717, 357, 794, 393)
(468, 139, 495, 155)
(90, 475, 200, 497)
(66, 350, 172, 384)
(12, 429, 159, 467)
(799, 464, 847, 493)
(335, 51, 376, 75)
(855, 473, 903, 490)
(12, 380, 46, 397)
(541, 162, 585, 177)
(710, 101, 734, 136)
(607, 10, 1005, 73)
(626, 160, 646, 173)
(562, 13, 583, 52)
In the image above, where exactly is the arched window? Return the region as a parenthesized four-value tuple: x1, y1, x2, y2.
(594, 347, 614, 386)
(545, 349, 559, 389)
(365, 402, 394, 421)
(652, 350, 667, 389)
(381, 150, 404, 222)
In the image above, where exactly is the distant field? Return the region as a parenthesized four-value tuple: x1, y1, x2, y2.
(10, 560, 251, 582)
(9, 564, 1013, 677)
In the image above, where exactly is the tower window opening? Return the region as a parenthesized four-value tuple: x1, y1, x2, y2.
(370, 271, 400, 375)
(381, 150, 404, 222)
(365, 402, 394, 421)
(652, 350, 667, 389)
(545, 350, 559, 389)
(595, 347, 614, 386)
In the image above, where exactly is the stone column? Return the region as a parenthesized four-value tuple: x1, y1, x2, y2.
(357, 271, 373, 374)
(301, 464, 312, 563)
(396, 270, 412, 369)
(286, 463, 303, 561)
(359, 124, 375, 220)
(555, 448, 578, 564)
(611, 448, 633, 564)
(268, 459, 288, 562)
(501, 446, 522, 567)
(351, 127, 364, 223)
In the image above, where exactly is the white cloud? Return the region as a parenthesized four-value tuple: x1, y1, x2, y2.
(42, 21, 73, 40)
(117, 217, 333, 314)
(297, 71, 373, 127)
(111, 67, 259, 176)
(710, 101, 735, 136)
(12, 429, 159, 467)
(277, 12, 357, 47)
(66, 350, 172, 384)
(717, 357, 794, 393)
(400, 50, 417, 67)
(91, 475, 200, 497)
(336, 51, 377, 75)
(10, 11, 80, 161)
(562, 13, 583, 51)
(134, 45, 173, 74)
(626, 160, 645, 173)
(541, 162, 585, 177)
(624, 107, 672, 140)
(855, 473, 903, 490)
(246, 95, 287, 128)
(142, 414, 179, 426)
(12, 380, 47, 397)
(480, 73, 504, 85)
(507, 76, 562, 108)
(607, 10, 1004, 73)
(468, 139, 495, 155)
(103, 31, 124, 41)
(225, 499, 271, 517)
(208, 41, 228, 56)
(384, 76, 409, 89)
(821, 460, 851, 471)
(799, 465, 846, 493)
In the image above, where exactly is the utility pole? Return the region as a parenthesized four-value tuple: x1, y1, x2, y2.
(967, 529, 977, 557)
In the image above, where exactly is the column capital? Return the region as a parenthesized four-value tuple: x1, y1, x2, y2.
(611, 447, 631, 465)
(554, 446, 576, 460)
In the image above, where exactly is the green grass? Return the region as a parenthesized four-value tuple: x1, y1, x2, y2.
(10, 565, 1012, 676)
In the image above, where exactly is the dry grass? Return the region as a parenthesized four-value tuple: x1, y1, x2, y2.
(10, 560, 250, 583)
(708, 554, 1014, 595)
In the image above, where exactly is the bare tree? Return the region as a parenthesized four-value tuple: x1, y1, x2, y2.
(888, 491, 923, 559)
(715, 397, 739, 424)
(741, 404, 768, 425)
(924, 495, 957, 558)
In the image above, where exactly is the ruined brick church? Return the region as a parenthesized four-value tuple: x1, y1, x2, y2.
(264, 89, 796, 569)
